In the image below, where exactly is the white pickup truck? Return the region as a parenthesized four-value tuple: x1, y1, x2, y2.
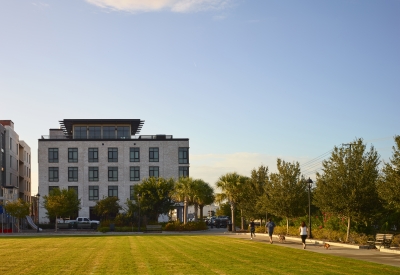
(69, 217, 100, 229)
(73, 217, 100, 224)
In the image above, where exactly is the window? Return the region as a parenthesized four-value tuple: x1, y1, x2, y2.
(108, 167, 118, 181)
(149, 166, 159, 178)
(48, 148, 59, 163)
(130, 147, 140, 162)
(74, 126, 87, 139)
(108, 186, 118, 197)
(179, 166, 189, 178)
(130, 166, 140, 181)
(49, 167, 59, 182)
(68, 167, 78, 182)
(179, 147, 189, 164)
(89, 167, 99, 181)
(89, 186, 99, 201)
(68, 148, 78, 163)
(49, 186, 59, 193)
(108, 148, 118, 162)
(149, 148, 159, 162)
(88, 148, 98, 162)
(103, 126, 115, 139)
(117, 126, 130, 139)
(88, 126, 101, 139)
(68, 186, 78, 198)
(130, 186, 135, 200)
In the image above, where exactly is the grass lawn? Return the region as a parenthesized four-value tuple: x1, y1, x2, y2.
(0, 235, 398, 275)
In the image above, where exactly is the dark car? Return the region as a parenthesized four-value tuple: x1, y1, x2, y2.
(213, 217, 230, 228)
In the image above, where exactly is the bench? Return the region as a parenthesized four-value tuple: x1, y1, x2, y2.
(57, 223, 71, 229)
(367, 233, 394, 249)
(145, 225, 162, 233)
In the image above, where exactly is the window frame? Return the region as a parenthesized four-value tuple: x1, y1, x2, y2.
(179, 166, 189, 178)
(130, 166, 140, 181)
(68, 167, 78, 182)
(108, 167, 118, 181)
(88, 148, 98, 163)
(48, 148, 59, 163)
(179, 147, 189, 164)
(68, 148, 78, 163)
(89, 186, 99, 201)
(49, 167, 59, 182)
(108, 185, 118, 198)
(130, 147, 140, 162)
(149, 147, 159, 162)
(149, 166, 159, 178)
(108, 147, 118, 162)
(89, 167, 99, 182)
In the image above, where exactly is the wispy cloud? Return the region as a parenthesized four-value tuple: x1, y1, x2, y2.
(85, 0, 232, 13)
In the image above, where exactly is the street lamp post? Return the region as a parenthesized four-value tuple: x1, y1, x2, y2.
(137, 193, 141, 232)
(36, 193, 40, 233)
(306, 178, 313, 239)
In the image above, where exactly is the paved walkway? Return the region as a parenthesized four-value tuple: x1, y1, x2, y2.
(2, 228, 400, 268)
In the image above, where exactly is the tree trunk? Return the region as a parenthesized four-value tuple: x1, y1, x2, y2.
(183, 198, 188, 224)
(194, 203, 199, 221)
(199, 205, 204, 220)
(286, 218, 289, 235)
(241, 209, 244, 230)
(231, 202, 236, 232)
(346, 216, 351, 242)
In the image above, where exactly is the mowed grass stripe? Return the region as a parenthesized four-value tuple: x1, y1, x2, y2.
(0, 235, 398, 275)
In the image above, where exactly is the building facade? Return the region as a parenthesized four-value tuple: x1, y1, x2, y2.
(38, 119, 189, 223)
(0, 120, 32, 203)
(0, 120, 32, 233)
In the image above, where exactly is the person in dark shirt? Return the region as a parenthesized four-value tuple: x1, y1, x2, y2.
(250, 219, 256, 239)
(266, 218, 276, 244)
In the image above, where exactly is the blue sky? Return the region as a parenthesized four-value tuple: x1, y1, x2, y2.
(1, 0, 399, 192)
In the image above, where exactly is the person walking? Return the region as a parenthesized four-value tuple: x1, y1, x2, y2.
(266, 218, 276, 244)
(299, 221, 308, 249)
(249, 220, 256, 239)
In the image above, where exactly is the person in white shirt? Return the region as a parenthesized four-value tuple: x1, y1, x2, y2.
(299, 221, 308, 249)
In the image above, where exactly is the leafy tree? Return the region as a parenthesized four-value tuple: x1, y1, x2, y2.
(266, 159, 308, 234)
(377, 136, 400, 212)
(43, 188, 81, 231)
(4, 199, 30, 232)
(216, 172, 248, 232)
(133, 177, 176, 223)
(313, 138, 381, 241)
(242, 165, 270, 223)
(94, 196, 122, 221)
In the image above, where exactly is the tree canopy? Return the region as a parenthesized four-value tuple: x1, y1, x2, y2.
(94, 196, 122, 221)
(133, 177, 176, 223)
(4, 199, 30, 232)
(313, 138, 381, 241)
(43, 188, 81, 231)
(266, 159, 307, 233)
(377, 135, 400, 211)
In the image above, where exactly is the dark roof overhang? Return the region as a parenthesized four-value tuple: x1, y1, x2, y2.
(59, 119, 144, 138)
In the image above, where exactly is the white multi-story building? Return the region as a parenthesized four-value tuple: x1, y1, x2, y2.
(38, 119, 189, 223)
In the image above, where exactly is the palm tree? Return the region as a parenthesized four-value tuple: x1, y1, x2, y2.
(193, 179, 214, 220)
(216, 172, 247, 232)
(174, 177, 195, 224)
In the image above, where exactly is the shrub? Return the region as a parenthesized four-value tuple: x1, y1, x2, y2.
(98, 227, 110, 233)
(164, 221, 207, 231)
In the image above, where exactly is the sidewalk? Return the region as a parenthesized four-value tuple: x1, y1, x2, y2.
(221, 230, 400, 268)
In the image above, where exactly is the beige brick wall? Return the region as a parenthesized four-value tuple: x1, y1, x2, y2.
(38, 139, 189, 223)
